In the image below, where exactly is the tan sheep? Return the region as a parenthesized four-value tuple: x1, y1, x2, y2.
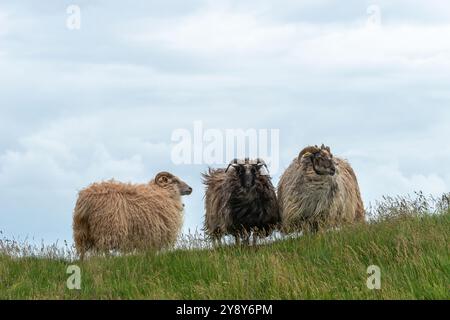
(278, 144, 364, 233)
(73, 171, 192, 259)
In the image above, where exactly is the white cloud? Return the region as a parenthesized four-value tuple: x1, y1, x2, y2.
(134, 10, 298, 55)
(0, 9, 9, 59)
(0, 10, 8, 36)
(0, 112, 178, 242)
(132, 6, 450, 70)
(1, 1, 450, 243)
(360, 163, 448, 202)
(289, 25, 450, 71)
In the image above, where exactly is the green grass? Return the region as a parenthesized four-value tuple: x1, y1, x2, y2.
(0, 210, 449, 299)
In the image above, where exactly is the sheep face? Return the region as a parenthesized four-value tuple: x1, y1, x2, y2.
(226, 158, 268, 189)
(235, 164, 257, 189)
(298, 145, 336, 176)
(155, 171, 193, 195)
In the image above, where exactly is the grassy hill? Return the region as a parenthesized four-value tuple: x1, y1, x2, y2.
(0, 196, 449, 299)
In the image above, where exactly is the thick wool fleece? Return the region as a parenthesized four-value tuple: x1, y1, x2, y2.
(278, 158, 364, 232)
(73, 180, 184, 257)
(203, 168, 280, 240)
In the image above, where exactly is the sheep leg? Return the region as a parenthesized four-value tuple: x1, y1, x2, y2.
(243, 234, 250, 246)
(234, 235, 241, 246)
(252, 233, 257, 246)
(311, 221, 320, 233)
(213, 236, 222, 248)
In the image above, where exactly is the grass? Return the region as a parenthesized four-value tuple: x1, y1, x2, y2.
(0, 193, 449, 300)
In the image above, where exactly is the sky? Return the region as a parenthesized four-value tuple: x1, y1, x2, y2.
(1, 0, 450, 244)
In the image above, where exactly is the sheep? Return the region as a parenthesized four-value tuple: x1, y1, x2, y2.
(73, 171, 192, 259)
(278, 144, 364, 233)
(202, 158, 280, 245)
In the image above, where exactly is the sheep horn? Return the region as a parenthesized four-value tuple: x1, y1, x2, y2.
(225, 158, 240, 173)
(155, 171, 172, 181)
(298, 146, 320, 160)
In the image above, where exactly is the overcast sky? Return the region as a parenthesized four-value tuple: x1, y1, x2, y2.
(1, 0, 450, 244)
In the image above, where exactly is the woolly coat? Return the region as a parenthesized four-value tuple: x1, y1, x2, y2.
(278, 157, 364, 231)
(73, 179, 184, 257)
(203, 168, 280, 239)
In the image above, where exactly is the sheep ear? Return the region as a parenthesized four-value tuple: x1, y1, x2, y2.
(256, 158, 269, 175)
(258, 165, 270, 176)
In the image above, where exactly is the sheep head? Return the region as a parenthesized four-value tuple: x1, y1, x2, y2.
(155, 171, 193, 195)
(298, 144, 336, 176)
(225, 158, 269, 189)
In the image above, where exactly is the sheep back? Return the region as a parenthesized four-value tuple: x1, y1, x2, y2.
(203, 169, 233, 238)
(73, 180, 184, 255)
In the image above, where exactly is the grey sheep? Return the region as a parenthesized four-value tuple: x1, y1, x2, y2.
(278, 145, 364, 233)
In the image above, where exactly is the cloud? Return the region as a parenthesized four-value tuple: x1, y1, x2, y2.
(133, 9, 296, 54)
(0, 7, 9, 31)
(0, 9, 10, 60)
(0, 1, 450, 243)
(0, 112, 176, 241)
(132, 7, 450, 73)
(360, 165, 448, 205)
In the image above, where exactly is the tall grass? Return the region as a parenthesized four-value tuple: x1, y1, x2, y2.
(0, 193, 449, 299)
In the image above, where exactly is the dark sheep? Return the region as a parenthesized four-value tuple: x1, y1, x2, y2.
(203, 158, 280, 245)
